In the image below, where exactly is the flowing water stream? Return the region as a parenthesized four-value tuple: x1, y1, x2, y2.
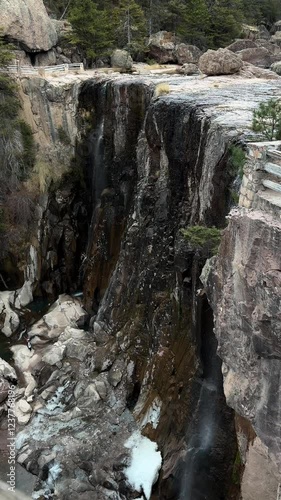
(180, 296, 234, 500)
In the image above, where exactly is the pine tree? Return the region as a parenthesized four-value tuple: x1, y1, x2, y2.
(113, 0, 146, 50)
(68, 0, 114, 64)
(252, 99, 281, 140)
(207, 0, 244, 48)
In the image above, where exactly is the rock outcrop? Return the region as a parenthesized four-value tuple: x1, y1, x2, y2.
(202, 208, 281, 491)
(199, 48, 243, 75)
(0, 0, 58, 52)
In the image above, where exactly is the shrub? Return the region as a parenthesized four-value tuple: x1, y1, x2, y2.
(154, 83, 170, 97)
(252, 98, 281, 140)
(57, 126, 71, 145)
(181, 225, 222, 256)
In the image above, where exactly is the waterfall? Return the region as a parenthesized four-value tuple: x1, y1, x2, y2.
(180, 296, 230, 500)
(91, 117, 105, 206)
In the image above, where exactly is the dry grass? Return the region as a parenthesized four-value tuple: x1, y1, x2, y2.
(154, 82, 170, 97)
(26, 158, 68, 193)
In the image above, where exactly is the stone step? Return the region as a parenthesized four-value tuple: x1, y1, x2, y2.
(264, 162, 281, 178)
(266, 149, 281, 163)
(258, 189, 281, 208)
(262, 179, 281, 193)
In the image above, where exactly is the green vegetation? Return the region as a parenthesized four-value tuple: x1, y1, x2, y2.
(43, 0, 281, 64)
(181, 226, 222, 256)
(252, 99, 281, 141)
(232, 450, 243, 486)
(0, 32, 37, 251)
(228, 144, 246, 178)
(57, 126, 71, 145)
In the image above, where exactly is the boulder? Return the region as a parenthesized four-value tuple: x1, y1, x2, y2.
(256, 39, 281, 55)
(15, 398, 32, 425)
(14, 280, 33, 309)
(240, 62, 280, 79)
(43, 295, 87, 330)
(241, 23, 259, 40)
(174, 43, 202, 64)
(198, 48, 243, 76)
(148, 31, 177, 63)
(42, 344, 66, 366)
(0, 291, 20, 337)
(270, 62, 281, 76)
(270, 32, 281, 47)
(258, 24, 270, 40)
(0, 0, 58, 52)
(178, 63, 199, 75)
(271, 20, 281, 35)
(237, 47, 272, 68)
(0, 378, 10, 403)
(227, 39, 258, 52)
(35, 49, 57, 67)
(111, 49, 133, 70)
(0, 358, 17, 382)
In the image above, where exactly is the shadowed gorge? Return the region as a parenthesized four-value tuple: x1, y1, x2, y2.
(0, 67, 281, 500)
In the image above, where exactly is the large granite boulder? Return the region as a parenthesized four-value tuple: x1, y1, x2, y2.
(271, 20, 281, 34)
(198, 48, 243, 75)
(0, 0, 58, 52)
(174, 43, 202, 64)
(178, 63, 199, 75)
(256, 39, 281, 55)
(237, 47, 273, 68)
(147, 31, 177, 63)
(258, 24, 270, 40)
(111, 49, 133, 70)
(271, 32, 281, 47)
(270, 61, 281, 75)
(240, 62, 280, 79)
(227, 39, 258, 52)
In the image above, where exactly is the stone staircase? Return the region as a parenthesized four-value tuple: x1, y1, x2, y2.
(259, 149, 281, 211)
(240, 142, 281, 217)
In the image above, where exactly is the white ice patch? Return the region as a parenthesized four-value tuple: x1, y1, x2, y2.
(44, 384, 68, 414)
(124, 431, 162, 499)
(47, 461, 62, 486)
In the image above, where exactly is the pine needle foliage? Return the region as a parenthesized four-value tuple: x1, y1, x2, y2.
(252, 99, 281, 141)
(181, 226, 222, 256)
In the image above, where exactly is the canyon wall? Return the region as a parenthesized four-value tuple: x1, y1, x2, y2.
(3, 72, 281, 499)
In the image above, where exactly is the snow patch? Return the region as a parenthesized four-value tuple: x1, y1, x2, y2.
(124, 431, 162, 499)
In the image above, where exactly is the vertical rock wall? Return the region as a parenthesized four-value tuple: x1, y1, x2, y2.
(78, 79, 239, 498)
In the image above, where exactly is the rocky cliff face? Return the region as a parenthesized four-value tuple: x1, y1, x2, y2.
(202, 208, 281, 499)
(3, 72, 281, 499)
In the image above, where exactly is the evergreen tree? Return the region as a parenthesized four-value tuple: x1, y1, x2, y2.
(207, 0, 244, 48)
(68, 0, 114, 64)
(113, 0, 146, 49)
